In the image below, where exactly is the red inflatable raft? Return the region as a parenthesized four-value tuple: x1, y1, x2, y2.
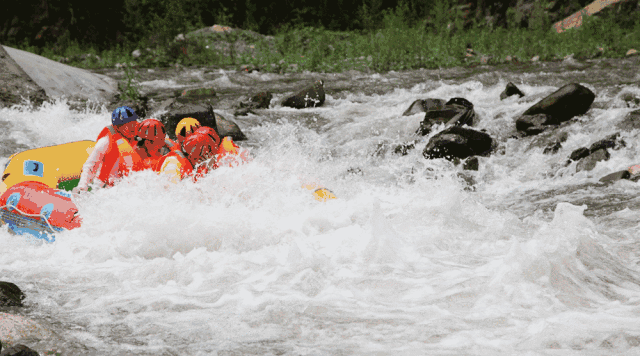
(0, 181, 82, 242)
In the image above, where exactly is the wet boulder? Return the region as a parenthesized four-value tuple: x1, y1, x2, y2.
(0, 344, 39, 356)
(3, 45, 117, 104)
(515, 113, 558, 136)
(0, 46, 48, 108)
(402, 98, 446, 116)
(423, 126, 493, 160)
(0, 282, 24, 307)
(521, 83, 595, 124)
(416, 97, 476, 136)
(234, 91, 273, 116)
(599, 170, 631, 183)
(616, 109, 640, 131)
(249, 91, 273, 109)
(463, 156, 479, 171)
(500, 82, 525, 100)
(281, 80, 325, 109)
(568, 133, 623, 172)
(576, 148, 610, 172)
(160, 102, 246, 141)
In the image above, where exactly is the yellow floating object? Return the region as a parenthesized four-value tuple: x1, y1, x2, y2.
(312, 188, 337, 202)
(1, 140, 95, 195)
(301, 182, 336, 201)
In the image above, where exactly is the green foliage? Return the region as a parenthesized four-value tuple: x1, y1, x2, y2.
(118, 65, 142, 102)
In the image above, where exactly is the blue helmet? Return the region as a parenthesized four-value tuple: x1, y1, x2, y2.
(111, 106, 139, 126)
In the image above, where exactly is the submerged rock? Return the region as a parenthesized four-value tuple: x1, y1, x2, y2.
(576, 148, 609, 172)
(281, 80, 325, 109)
(423, 126, 493, 160)
(499, 82, 525, 100)
(568, 133, 623, 172)
(0, 282, 24, 308)
(516, 113, 558, 136)
(617, 109, 640, 131)
(416, 97, 476, 136)
(402, 98, 446, 116)
(599, 170, 631, 183)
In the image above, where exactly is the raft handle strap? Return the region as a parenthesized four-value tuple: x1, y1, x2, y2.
(0, 204, 70, 235)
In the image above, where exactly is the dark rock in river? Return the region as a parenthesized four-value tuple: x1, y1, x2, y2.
(402, 98, 446, 116)
(616, 109, 640, 131)
(0, 344, 39, 356)
(568, 133, 623, 172)
(576, 148, 610, 172)
(500, 82, 525, 100)
(234, 91, 273, 116)
(0, 282, 25, 307)
(569, 147, 591, 161)
(250, 91, 272, 109)
(423, 126, 493, 160)
(527, 130, 568, 154)
(599, 170, 631, 183)
(463, 156, 479, 171)
(214, 111, 246, 140)
(521, 83, 595, 123)
(568, 132, 623, 161)
(589, 133, 623, 152)
(281, 80, 325, 108)
(393, 140, 418, 156)
(160, 102, 246, 141)
(0, 46, 47, 108)
(416, 97, 476, 136)
(515, 113, 558, 136)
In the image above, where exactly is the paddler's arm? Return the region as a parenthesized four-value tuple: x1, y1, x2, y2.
(77, 137, 109, 191)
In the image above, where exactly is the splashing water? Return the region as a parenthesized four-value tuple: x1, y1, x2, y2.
(2, 69, 640, 355)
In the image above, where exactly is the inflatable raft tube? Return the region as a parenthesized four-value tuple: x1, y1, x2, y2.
(0, 181, 82, 242)
(1, 140, 95, 195)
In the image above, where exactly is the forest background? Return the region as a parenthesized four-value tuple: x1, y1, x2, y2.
(2, 0, 640, 72)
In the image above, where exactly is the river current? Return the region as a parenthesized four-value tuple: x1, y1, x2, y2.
(2, 59, 640, 355)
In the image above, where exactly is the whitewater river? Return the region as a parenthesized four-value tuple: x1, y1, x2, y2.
(2, 58, 640, 355)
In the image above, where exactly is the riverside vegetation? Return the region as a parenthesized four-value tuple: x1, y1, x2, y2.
(4, 0, 640, 74)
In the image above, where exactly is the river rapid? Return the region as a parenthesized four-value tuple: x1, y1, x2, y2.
(2, 58, 640, 355)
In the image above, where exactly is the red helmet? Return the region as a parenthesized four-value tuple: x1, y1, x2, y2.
(183, 133, 216, 162)
(137, 118, 166, 141)
(193, 126, 220, 147)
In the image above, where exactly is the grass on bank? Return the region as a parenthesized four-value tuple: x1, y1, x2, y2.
(15, 11, 640, 73)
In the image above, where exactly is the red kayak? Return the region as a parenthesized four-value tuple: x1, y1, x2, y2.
(0, 181, 82, 242)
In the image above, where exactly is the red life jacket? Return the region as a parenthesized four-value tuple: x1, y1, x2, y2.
(154, 150, 193, 181)
(96, 126, 144, 185)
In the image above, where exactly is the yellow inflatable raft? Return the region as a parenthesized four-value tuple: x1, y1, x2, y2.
(1, 140, 95, 195)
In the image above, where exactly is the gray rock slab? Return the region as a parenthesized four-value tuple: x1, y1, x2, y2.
(3, 45, 117, 103)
